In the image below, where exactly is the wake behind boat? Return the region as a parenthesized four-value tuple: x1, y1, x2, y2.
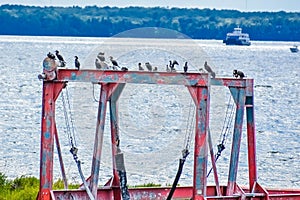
(223, 27, 251, 46)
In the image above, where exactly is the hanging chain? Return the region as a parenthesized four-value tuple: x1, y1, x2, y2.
(62, 90, 74, 148)
(61, 87, 78, 160)
(182, 99, 195, 159)
(61, 85, 94, 200)
(207, 94, 235, 177)
(65, 87, 77, 147)
(217, 94, 235, 157)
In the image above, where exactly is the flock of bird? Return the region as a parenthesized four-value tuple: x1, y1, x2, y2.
(46, 50, 245, 79)
(95, 52, 128, 71)
(47, 50, 80, 70)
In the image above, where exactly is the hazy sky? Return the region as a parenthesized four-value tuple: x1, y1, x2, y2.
(1, 0, 300, 12)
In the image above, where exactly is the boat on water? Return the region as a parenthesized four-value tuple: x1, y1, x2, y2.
(290, 45, 299, 53)
(223, 27, 251, 46)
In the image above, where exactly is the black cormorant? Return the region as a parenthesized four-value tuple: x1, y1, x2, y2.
(169, 60, 179, 71)
(74, 56, 80, 70)
(55, 50, 66, 67)
(47, 52, 55, 59)
(183, 62, 188, 73)
(233, 70, 245, 79)
(109, 56, 119, 68)
(138, 63, 144, 70)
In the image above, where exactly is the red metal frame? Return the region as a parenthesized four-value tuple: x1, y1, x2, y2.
(38, 67, 300, 199)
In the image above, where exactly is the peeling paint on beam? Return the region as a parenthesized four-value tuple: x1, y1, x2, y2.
(56, 70, 253, 89)
(211, 78, 248, 87)
(56, 69, 210, 86)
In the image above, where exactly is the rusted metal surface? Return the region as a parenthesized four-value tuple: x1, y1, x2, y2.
(39, 82, 65, 200)
(38, 68, 300, 199)
(90, 83, 115, 197)
(109, 84, 126, 200)
(245, 95, 257, 191)
(187, 86, 210, 198)
(57, 69, 209, 86)
(51, 186, 300, 199)
(226, 87, 246, 196)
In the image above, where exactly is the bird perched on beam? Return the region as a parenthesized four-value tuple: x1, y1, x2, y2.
(109, 56, 120, 69)
(166, 64, 170, 72)
(95, 58, 101, 69)
(145, 62, 153, 71)
(183, 62, 188, 73)
(97, 52, 105, 62)
(233, 69, 245, 79)
(74, 56, 80, 70)
(204, 61, 216, 78)
(55, 50, 66, 67)
(47, 52, 55, 59)
(169, 60, 179, 72)
(138, 63, 144, 71)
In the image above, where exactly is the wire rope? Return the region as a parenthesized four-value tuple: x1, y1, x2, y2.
(61, 87, 94, 200)
(65, 87, 77, 147)
(207, 93, 235, 177)
(183, 98, 195, 152)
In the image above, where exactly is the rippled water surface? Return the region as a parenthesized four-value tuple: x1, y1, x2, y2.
(0, 35, 299, 189)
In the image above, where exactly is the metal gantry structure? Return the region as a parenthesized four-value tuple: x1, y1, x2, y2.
(38, 58, 300, 200)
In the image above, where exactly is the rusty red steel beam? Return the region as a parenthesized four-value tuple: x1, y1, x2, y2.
(57, 69, 209, 86)
(187, 86, 210, 199)
(51, 186, 300, 199)
(56, 69, 251, 88)
(109, 84, 126, 200)
(52, 186, 193, 200)
(39, 82, 65, 200)
(89, 83, 114, 197)
(245, 95, 257, 191)
(226, 87, 246, 196)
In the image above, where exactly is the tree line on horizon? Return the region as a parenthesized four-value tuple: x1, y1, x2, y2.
(0, 4, 299, 41)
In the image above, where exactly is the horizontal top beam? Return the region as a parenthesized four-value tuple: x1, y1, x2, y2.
(55, 69, 253, 89)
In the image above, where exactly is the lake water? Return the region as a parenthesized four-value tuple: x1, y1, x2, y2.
(0, 35, 299, 190)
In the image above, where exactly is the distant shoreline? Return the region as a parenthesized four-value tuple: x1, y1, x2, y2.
(0, 5, 299, 41)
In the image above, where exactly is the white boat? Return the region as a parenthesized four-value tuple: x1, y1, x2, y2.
(290, 45, 299, 53)
(223, 27, 251, 46)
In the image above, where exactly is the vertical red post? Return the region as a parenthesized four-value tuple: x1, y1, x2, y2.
(39, 82, 64, 200)
(90, 83, 110, 198)
(245, 79, 257, 191)
(226, 87, 246, 195)
(109, 84, 125, 200)
(90, 83, 119, 198)
(189, 86, 210, 200)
